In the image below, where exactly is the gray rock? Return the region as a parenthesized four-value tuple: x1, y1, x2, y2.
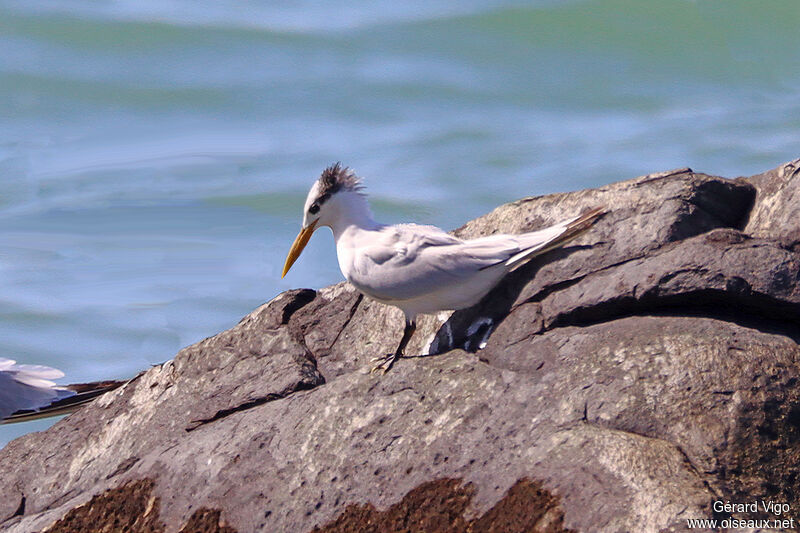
(1, 162, 799, 533)
(744, 158, 800, 245)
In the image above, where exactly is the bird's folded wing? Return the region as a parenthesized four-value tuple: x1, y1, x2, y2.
(0, 357, 67, 420)
(1, 379, 127, 424)
(0, 373, 64, 420)
(1, 357, 129, 423)
(350, 224, 523, 301)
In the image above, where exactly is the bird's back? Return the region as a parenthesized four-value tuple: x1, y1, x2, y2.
(337, 207, 604, 318)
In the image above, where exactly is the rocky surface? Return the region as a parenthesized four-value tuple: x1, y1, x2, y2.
(1, 159, 800, 533)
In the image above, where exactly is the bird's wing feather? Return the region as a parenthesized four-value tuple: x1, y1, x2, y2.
(0, 359, 68, 420)
(2, 379, 128, 424)
(0, 357, 130, 423)
(348, 206, 606, 303)
(349, 224, 523, 301)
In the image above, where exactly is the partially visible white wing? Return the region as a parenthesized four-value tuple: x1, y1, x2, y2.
(0, 358, 72, 420)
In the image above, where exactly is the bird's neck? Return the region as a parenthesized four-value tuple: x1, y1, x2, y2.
(328, 192, 382, 242)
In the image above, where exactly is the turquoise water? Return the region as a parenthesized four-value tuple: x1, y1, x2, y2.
(1, 0, 799, 447)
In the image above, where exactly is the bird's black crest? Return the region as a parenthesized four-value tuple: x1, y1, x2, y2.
(317, 163, 364, 201)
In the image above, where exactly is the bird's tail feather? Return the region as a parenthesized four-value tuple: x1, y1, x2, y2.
(506, 206, 606, 271)
(1, 379, 128, 424)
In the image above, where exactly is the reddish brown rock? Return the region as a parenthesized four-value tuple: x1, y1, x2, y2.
(313, 477, 573, 533)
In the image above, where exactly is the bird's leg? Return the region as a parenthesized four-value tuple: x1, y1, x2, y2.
(370, 320, 416, 374)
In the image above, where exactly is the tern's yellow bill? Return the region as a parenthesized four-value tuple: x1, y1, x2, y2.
(282, 219, 318, 278)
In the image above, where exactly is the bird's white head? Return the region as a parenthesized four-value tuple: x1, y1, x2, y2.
(282, 163, 371, 278)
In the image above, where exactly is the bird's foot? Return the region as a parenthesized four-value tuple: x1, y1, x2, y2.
(370, 353, 400, 375)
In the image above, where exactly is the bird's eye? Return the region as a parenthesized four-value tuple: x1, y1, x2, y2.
(309, 203, 320, 215)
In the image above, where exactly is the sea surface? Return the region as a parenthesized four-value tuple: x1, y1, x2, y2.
(1, 0, 799, 447)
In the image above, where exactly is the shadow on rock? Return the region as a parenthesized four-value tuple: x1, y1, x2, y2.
(428, 244, 587, 355)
